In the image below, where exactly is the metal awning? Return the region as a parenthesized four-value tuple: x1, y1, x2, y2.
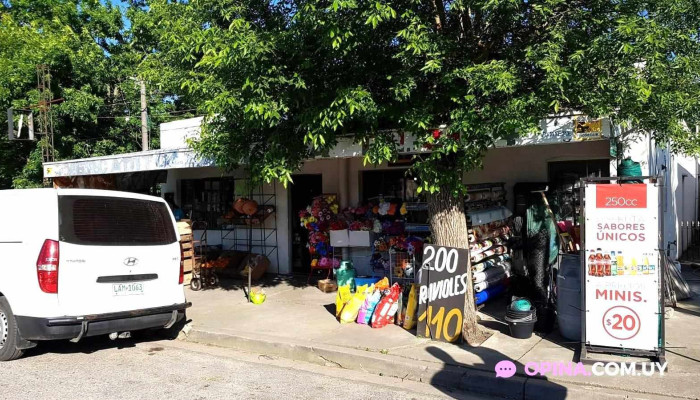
(43, 148, 214, 178)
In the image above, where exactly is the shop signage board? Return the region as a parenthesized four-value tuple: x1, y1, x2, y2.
(583, 182, 661, 352)
(417, 244, 469, 343)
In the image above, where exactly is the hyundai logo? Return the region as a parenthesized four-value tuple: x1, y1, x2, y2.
(123, 257, 139, 267)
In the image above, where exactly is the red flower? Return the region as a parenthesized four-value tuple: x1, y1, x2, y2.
(432, 129, 441, 139)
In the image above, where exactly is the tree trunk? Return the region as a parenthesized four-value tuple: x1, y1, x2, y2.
(428, 188, 489, 346)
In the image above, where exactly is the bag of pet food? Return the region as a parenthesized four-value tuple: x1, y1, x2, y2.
(357, 289, 382, 324)
(335, 285, 352, 318)
(371, 283, 401, 328)
(374, 277, 390, 292)
(339, 284, 369, 323)
(402, 284, 418, 329)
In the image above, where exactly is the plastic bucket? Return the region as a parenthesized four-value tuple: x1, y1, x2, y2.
(506, 309, 534, 319)
(508, 319, 537, 339)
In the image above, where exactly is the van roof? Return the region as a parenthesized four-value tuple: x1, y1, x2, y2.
(56, 188, 165, 202)
(0, 188, 164, 203)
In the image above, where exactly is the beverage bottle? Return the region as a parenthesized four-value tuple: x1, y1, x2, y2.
(643, 255, 650, 275)
(596, 248, 604, 277)
(587, 250, 597, 276)
(603, 252, 612, 276)
(631, 257, 638, 275)
(616, 251, 625, 275)
(611, 251, 617, 276)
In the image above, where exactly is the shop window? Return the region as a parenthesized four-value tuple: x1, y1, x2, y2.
(361, 169, 422, 202)
(180, 178, 236, 227)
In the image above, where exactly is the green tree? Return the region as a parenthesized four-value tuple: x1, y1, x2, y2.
(0, 0, 193, 188)
(150, 0, 700, 344)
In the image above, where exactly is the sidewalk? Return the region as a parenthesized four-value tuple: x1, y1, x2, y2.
(181, 274, 700, 400)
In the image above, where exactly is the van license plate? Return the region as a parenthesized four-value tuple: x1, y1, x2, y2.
(112, 283, 144, 296)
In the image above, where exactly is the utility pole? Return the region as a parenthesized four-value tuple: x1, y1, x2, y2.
(36, 65, 55, 163)
(139, 78, 149, 151)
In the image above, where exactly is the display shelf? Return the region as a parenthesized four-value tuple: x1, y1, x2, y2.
(220, 178, 279, 273)
(405, 223, 430, 233)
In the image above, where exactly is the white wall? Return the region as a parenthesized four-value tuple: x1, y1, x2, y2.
(623, 134, 699, 260)
(164, 167, 291, 274)
(159, 117, 204, 150)
(465, 140, 612, 209)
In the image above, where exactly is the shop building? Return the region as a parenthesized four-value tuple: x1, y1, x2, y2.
(43, 115, 699, 277)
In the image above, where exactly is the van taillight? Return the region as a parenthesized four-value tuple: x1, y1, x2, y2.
(37, 239, 59, 293)
(179, 242, 184, 284)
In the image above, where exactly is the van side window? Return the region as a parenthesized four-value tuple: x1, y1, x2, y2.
(58, 196, 177, 246)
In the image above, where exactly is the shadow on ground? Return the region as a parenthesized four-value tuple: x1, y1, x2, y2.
(427, 339, 568, 399)
(195, 273, 315, 296)
(22, 333, 171, 359)
(21, 317, 191, 360)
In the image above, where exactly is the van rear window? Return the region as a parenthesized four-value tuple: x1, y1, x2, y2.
(58, 196, 177, 246)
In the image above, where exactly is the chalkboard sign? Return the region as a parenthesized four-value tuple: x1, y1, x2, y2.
(417, 244, 470, 343)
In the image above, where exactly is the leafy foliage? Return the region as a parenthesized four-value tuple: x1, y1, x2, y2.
(148, 0, 700, 194)
(0, 0, 193, 188)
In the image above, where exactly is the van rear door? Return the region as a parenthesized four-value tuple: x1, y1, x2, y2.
(57, 195, 183, 316)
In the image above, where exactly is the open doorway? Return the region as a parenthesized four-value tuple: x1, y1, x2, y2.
(291, 174, 323, 273)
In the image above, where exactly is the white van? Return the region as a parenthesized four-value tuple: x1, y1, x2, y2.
(0, 188, 190, 361)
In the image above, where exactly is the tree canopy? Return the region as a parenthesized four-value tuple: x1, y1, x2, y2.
(0, 0, 193, 188)
(148, 0, 700, 193)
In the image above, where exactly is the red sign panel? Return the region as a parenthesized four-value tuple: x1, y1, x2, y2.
(595, 184, 647, 209)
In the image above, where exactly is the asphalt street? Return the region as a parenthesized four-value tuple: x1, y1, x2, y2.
(0, 335, 484, 400)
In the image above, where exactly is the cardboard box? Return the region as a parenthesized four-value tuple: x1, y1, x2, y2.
(318, 279, 338, 293)
(330, 229, 350, 247)
(349, 231, 372, 247)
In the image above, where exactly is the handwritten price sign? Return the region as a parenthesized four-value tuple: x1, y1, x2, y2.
(417, 244, 469, 343)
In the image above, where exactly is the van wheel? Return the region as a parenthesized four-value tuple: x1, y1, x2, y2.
(190, 278, 201, 291)
(0, 297, 24, 361)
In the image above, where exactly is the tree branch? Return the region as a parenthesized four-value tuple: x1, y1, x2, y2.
(431, 0, 447, 31)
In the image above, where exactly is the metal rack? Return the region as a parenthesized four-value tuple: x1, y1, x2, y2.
(389, 250, 417, 286)
(220, 179, 280, 274)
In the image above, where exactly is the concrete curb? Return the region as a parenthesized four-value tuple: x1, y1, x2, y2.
(183, 328, 566, 399)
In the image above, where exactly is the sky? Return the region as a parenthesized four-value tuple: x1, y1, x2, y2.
(102, 0, 132, 30)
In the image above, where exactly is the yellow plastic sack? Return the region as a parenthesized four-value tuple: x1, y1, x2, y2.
(403, 284, 418, 329)
(340, 287, 368, 323)
(335, 285, 352, 318)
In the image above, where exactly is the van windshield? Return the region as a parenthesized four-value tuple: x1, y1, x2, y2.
(58, 196, 177, 246)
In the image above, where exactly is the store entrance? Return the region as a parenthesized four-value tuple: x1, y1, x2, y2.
(291, 174, 323, 273)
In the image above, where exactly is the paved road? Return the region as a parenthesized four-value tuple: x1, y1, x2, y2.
(0, 336, 483, 400)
